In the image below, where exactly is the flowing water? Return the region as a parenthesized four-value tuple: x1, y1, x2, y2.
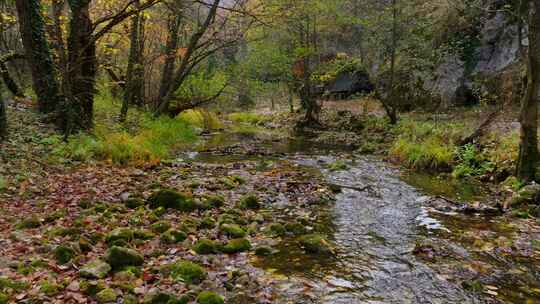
(188, 133, 540, 304)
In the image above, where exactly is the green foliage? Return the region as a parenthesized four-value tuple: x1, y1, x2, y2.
(228, 112, 269, 125)
(196, 291, 224, 304)
(175, 71, 228, 103)
(177, 109, 222, 130)
(170, 261, 207, 284)
(452, 144, 494, 178)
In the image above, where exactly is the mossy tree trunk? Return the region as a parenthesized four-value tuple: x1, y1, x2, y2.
(65, 0, 96, 132)
(120, 0, 145, 122)
(0, 84, 7, 140)
(158, 13, 182, 104)
(0, 53, 25, 98)
(15, 0, 63, 114)
(517, 0, 540, 182)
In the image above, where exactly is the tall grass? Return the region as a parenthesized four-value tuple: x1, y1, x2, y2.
(228, 112, 270, 125)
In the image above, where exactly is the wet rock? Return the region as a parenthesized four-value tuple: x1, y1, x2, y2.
(96, 288, 117, 303)
(151, 221, 171, 233)
(285, 222, 307, 236)
(53, 245, 76, 264)
(80, 259, 112, 279)
(298, 234, 332, 254)
(161, 230, 187, 244)
(193, 239, 218, 254)
(220, 223, 246, 238)
(238, 195, 261, 210)
(147, 189, 196, 212)
(222, 238, 251, 254)
(197, 291, 224, 304)
(170, 261, 207, 284)
(105, 246, 144, 268)
(106, 228, 135, 245)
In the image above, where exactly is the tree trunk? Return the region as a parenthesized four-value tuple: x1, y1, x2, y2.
(0, 84, 7, 140)
(517, 0, 540, 182)
(0, 52, 24, 98)
(15, 0, 62, 114)
(120, 0, 144, 122)
(386, 0, 399, 125)
(158, 14, 182, 103)
(50, 0, 68, 70)
(65, 0, 96, 132)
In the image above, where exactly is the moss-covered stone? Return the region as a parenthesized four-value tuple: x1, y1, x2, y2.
(0, 293, 8, 304)
(134, 230, 155, 240)
(220, 223, 246, 238)
(80, 259, 112, 279)
(298, 234, 332, 254)
(96, 288, 117, 303)
(105, 246, 144, 269)
(170, 261, 207, 284)
(221, 238, 251, 254)
(79, 236, 93, 252)
(239, 195, 261, 210)
(193, 239, 218, 254)
(16, 216, 41, 229)
(151, 221, 172, 233)
(161, 230, 187, 244)
(125, 198, 145, 209)
(199, 217, 216, 229)
(143, 291, 172, 304)
(39, 280, 61, 296)
(203, 195, 225, 208)
(147, 189, 196, 211)
(254, 246, 273, 256)
(106, 228, 135, 245)
(53, 245, 76, 264)
(268, 223, 286, 236)
(285, 222, 307, 235)
(197, 291, 224, 304)
(80, 280, 106, 296)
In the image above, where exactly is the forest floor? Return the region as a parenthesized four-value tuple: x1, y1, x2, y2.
(1, 98, 540, 303)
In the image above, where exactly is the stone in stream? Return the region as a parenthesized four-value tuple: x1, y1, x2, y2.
(298, 234, 332, 254)
(80, 259, 112, 279)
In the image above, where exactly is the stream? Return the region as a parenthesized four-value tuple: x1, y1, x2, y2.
(188, 132, 540, 304)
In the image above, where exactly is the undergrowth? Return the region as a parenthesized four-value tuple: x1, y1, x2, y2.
(228, 112, 270, 125)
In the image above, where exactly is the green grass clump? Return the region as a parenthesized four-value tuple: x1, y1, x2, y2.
(228, 112, 269, 125)
(177, 109, 222, 130)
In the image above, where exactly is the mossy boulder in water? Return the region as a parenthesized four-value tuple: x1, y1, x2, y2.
(193, 239, 218, 254)
(197, 291, 224, 304)
(220, 223, 246, 238)
(96, 288, 117, 303)
(299, 234, 332, 254)
(80, 259, 111, 279)
(161, 229, 187, 244)
(105, 246, 144, 269)
(221, 238, 251, 254)
(148, 189, 196, 211)
(170, 261, 207, 284)
(238, 195, 261, 210)
(53, 245, 76, 264)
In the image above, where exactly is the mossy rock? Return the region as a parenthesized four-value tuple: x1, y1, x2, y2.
(170, 261, 207, 284)
(220, 223, 246, 238)
(80, 280, 106, 296)
(221, 238, 251, 254)
(80, 259, 112, 279)
(197, 291, 224, 304)
(147, 189, 196, 212)
(203, 195, 225, 208)
(298, 234, 332, 254)
(40, 280, 61, 296)
(143, 292, 190, 304)
(151, 221, 172, 233)
(285, 222, 307, 235)
(105, 246, 144, 269)
(193, 239, 218, 254)
(96, 288, 117, 303)
(268, 223, 286, 236)
(198, 217, 216, 229)
(161, 230, 187, 244)
(106, 228, 135, 245)
(125, 198, 145, 209)
(134, 230, 156, 240)
(16, 216, 41, 229)
(238, 195, 261, 210)
(254, 246, 273, 256)
(79, 236, 93, 252)
(53, 245, 76, 264)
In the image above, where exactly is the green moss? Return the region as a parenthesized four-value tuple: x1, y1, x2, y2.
(105, 246, 144, 269)
(80, 280, 106, 296)
(53, 245, 76, 264)
(254, 246, 273, 256)
(198, 217, 216, 229)
(285, 222, 307, 235)
(269, 223, 286, 236)
(125, 198, 145, 209)
(196, 291, 224, 304)
(327, 160, 348, 171)
(203, 195, 225, 208)
(96, 288, 117, 303)
(151, 221, 172, 233)
(80, 259, 111, 279)
(193, 239, 218, 254)
(147, 190, 196, 211)
(299, 234, 332, 254)
(0, 293, 8, 304)
(134, 229, 155, 240)
(106, 228, 135, 245)
(239, 195, 261, 210)
(221, 238, 251, 254)
(39, 280, 62, 296)
(161, 230, 187, 244)
(220, 223, 246, 238)
(170, 261, 207, 284)
(16, 216, 41, 229)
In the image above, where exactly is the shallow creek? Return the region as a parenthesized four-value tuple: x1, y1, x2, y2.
(189, 133, 540, 304)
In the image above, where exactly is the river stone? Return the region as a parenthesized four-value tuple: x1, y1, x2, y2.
(80, 259, 111, 279)
(105, 246, 144, 268)
(299, 234, 332, 254)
